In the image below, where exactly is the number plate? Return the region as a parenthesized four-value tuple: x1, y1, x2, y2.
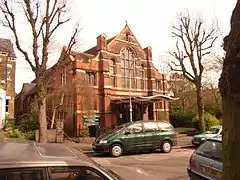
(200, 166, 222, 179)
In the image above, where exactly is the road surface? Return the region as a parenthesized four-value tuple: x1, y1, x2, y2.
(90, 148, 194, 180)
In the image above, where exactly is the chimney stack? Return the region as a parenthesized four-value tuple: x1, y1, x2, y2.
(144, 46, 152, 60)
(97, 34, 107, 51)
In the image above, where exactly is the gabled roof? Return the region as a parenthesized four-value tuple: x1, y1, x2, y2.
(112, 23, 142, 48)
(84, 23, 144, 56)
(0, 38, 16, 58)
(15, 83, 36, 100)
(71, 51, 95, 61)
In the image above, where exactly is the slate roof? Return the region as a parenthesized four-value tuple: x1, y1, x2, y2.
(0, 38, 16, 58)
(84, 36, 116, 55)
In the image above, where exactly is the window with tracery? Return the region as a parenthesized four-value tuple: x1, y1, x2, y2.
(109, 59, 116, 87)
(121, 48, 136, 89)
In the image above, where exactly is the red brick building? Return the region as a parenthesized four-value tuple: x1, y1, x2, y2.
(16, 24, 174, 137)
(0, 38, 16, 119)
(51, 24, 173, 136)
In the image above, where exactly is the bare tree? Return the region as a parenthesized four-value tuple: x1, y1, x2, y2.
(169, 12, 218, 132)
(219, 1, 240, 179)
(168, 73, 195, 110)
(0, 0, 81, 142)
(48, 76, 97, 131)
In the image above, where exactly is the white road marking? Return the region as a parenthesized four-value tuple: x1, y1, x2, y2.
(136, 168, 151, 176)
(91, 158, 112, 166)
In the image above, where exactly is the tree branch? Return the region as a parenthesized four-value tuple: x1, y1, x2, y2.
(1, 0, 36, 72)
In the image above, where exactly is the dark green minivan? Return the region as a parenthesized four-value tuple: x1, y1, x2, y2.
(92, 121, 177, 157)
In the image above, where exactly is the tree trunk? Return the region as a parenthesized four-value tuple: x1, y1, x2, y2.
(220, 93, 240, 180)
(37, 86, 48, 143)
(196, 85, 205, 133)
(219, 43, 240, 180)
(218, 1, 240, 179)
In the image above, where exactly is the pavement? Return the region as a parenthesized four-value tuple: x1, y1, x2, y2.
(90, 148, 194, 180)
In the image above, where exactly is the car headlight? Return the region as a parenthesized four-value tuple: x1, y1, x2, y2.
(99, 140, 108, 144)
(201, 138, 206, 141)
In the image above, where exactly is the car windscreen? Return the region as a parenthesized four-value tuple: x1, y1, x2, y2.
(195, 140, 222, 162)
(205, 127, 220, 134)
(111, 124, 127, 133)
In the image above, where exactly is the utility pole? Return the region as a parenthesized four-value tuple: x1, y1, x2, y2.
(129, 72, 133, 123)
(129, 60, 136, 123)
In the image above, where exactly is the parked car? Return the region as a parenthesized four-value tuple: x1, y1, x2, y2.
(187, 137, 222, 180)
(0, 142, 124, 180)
(93, 120, 177, 157)
(192, 125, 222, 146)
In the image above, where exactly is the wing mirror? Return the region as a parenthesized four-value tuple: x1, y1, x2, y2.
(124, 130, 131, 135)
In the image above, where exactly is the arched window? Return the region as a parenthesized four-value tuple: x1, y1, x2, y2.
(85, 72, 96, 86)
(109, 59, 116, 87)
(140, 65, 145, 89)
(121, 48, 136, 88)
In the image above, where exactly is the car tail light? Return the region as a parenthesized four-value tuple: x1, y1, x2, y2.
(189, 154, 196, 169)
(174, 132, 177, 139)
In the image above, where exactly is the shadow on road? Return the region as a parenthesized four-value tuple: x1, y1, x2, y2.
(84, 146, 196, 158)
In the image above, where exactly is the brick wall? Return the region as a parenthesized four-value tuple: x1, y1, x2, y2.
(0, 52, 16, 117)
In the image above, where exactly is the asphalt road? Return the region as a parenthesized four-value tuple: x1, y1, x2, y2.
(89, 148, 194, 180)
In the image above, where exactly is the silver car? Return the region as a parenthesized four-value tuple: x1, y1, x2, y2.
(187, 137, 222, 180)
(0, 142, 123, 180)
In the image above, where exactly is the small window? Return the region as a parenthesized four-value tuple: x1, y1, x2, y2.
(156, 80, 162, 91)
(140, 65, 145, 89)
(6, 99, 9, 113)
(50, 166, 105, 180)
(126, 123, 143, 134)
(143, 122, 159, 132)
(7, 64, 12, 81)
(85, 72, 96, 86)
(125, 33, 130, 41)
(61, 68, 67, 85)
(0, 168, 44, 180)
(109, 59, 116, 87)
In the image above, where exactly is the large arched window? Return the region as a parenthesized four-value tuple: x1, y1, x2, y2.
(109, 59, 116, 87)
(121, 48, 136, 88)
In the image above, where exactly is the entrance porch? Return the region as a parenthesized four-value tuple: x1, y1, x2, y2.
(111, 94, 179, 125)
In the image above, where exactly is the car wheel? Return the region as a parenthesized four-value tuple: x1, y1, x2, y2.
(161, 141, 172, 153)
(110, 144, 123, 157)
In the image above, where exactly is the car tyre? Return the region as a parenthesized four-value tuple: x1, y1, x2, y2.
(110, 144, 123, 157)
(161, 140, 172, 153)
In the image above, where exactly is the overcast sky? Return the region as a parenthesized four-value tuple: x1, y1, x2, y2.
(0, 0, 236, 93)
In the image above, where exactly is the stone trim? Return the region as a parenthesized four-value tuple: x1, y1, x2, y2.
(76, 69, 86, 73)
(115, 38, 139, 46)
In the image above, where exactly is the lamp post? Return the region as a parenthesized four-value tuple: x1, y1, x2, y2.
(129, 72, 133, 123)
(129, 60, 136, 123)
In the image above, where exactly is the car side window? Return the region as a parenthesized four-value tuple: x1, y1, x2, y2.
(143, 122, 159, 133)
(157, 122, 173, 132)
(50, 166, 105, 180)
(126, 123, 143, 134)
(0, 168, 45, 180)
